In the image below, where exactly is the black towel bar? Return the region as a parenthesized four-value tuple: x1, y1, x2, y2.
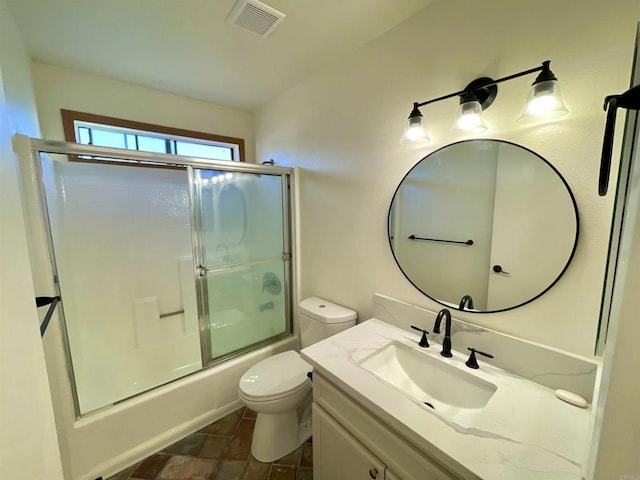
(408, 235, 473, 246)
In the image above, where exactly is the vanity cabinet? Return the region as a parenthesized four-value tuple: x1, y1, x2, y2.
(313, 404, 386, 479)
(312, 373, 461, 480)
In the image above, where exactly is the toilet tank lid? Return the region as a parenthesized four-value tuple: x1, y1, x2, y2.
(299, 297, 357, 324)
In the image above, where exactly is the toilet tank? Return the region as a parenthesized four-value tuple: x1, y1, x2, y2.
(298, 297, 357, 348)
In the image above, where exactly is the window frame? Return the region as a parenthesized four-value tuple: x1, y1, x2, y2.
(61, 109, 245, 167)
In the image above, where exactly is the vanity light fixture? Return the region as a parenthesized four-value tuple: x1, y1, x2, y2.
(518, 61, 568, 120)
(401, 60, 568, 144)
(400, 104, 430, 144)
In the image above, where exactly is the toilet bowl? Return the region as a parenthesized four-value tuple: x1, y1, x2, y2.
(238, 297, 356, 462)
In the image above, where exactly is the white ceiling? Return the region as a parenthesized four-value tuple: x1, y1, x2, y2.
(8, 0, 434, 111)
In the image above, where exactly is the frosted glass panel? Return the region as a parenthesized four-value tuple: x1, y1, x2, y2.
(41, 154, 201, 414)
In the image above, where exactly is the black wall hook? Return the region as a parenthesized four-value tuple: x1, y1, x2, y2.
(599, 84, 640, 196)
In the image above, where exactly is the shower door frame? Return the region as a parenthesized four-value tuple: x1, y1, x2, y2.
(187, 165, 294, 367)
(27, 137, 295, 418)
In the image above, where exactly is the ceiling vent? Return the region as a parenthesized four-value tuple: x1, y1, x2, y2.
(226, 0, 286, 38)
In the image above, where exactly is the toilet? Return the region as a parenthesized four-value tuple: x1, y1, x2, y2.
(238, 297, 357, 462)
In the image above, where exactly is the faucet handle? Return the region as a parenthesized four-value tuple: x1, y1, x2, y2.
(410, 326, 430, 348)
(465, 347, 494, 369)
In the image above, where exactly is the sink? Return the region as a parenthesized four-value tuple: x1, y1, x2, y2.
(358, 342, 497, 412)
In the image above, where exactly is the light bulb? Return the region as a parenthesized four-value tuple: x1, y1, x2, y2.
(452, 97, 487, 133)
(525, 93, 558, 116)
(519, 79, 568, 121)
(400, 105, 429, 144)
(405, 125, 427, 142)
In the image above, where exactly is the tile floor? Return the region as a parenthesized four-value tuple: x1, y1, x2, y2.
(106, 407, 313, 480)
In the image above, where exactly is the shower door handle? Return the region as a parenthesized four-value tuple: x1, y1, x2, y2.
(599, 85, 640, 196)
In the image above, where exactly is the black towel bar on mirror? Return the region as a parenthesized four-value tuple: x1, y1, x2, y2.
(408, 235, 473, 246)
(36, 296, 61, 337)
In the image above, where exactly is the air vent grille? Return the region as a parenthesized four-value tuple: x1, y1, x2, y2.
(226, 0, 286, 38)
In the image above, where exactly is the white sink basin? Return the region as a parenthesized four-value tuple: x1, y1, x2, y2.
(358, 342, 497, 412)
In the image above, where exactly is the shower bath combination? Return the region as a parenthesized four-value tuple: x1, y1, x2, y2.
(25, 137, 296, 417)
(16, 136, 300, 479)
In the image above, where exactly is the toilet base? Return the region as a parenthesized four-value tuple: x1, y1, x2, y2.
(250, 398, 312, 462)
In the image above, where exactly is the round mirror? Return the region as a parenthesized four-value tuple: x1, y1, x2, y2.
(219, 183, 247, 246)
(388, 139, 578, 313)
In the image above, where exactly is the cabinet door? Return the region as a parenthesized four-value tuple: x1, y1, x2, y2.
(386, 471, 402, 480)
(313, 404, 385, 480)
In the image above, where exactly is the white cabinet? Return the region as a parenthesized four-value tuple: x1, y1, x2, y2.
(312, 373, 459, 480)
(313, 371, 458, 480)
(313, 404, 385, 480)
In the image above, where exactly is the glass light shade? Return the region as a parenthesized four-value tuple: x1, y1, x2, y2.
(400, 116, 429, 144)
(452, 100, 487, 133)
(518, 80, 568, 121)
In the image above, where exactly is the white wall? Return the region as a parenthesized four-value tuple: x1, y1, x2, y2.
(31, 62, 256, 163)
(255, 0, 638, 356)
(0, 0, 64, 478)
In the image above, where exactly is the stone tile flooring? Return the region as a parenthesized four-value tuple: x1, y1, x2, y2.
(107, 407, 313, 480)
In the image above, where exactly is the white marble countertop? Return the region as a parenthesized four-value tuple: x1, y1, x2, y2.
(301, 318, 592, 480)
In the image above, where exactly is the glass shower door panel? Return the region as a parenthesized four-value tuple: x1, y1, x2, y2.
(197, 169, 284, 268)
(204, 260, 287, 358)
(41, 155, 202, 414)
(194, 169, 289, 361)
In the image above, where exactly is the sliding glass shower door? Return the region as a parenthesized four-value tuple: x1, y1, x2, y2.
(190, 168, 291, 363)
(33, 140, 293, 416)
(40, 154, 203, 415)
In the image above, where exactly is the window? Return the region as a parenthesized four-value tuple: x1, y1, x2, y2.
(61, 109, 245, 165)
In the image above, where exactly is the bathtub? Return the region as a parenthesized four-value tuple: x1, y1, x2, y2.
(44, 319, 297, 480)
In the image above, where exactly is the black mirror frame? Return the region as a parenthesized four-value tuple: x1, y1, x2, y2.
(388, 138, 580, 314)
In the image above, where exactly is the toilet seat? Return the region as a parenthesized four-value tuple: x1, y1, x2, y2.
(239, 351, 312, 402)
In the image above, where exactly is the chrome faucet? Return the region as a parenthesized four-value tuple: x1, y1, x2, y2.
(459, 295, 474, 311)
(433, 308, 453, 358)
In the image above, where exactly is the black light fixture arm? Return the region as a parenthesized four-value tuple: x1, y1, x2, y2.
(414, 61, 551, 109)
